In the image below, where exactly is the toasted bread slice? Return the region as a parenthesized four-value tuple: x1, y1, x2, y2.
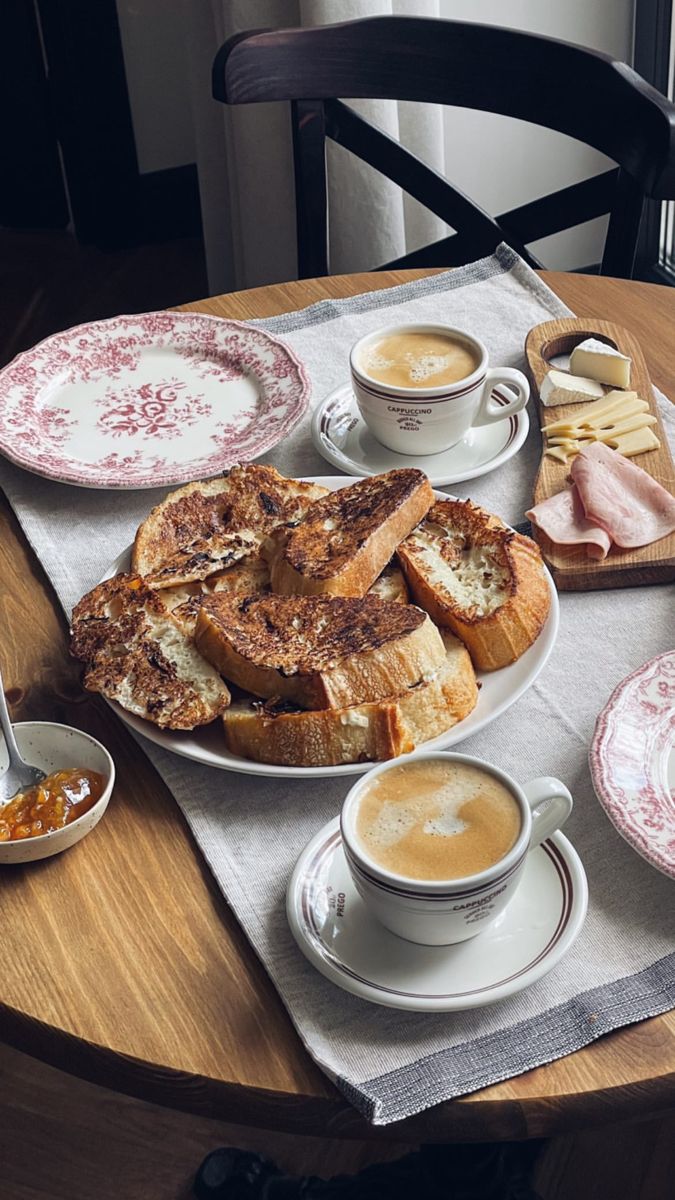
(368, 563, 409, 604)
(221, 633, 477, 766)
(266, 469, 434, 597)
(163, 554, 271, 636)
(194, 593, 446, 710)
(397, 499, 551, 670)
(132, 464, 328, 588)
(70, 574, 230, 729)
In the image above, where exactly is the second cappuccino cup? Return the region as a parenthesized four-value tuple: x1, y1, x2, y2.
(349, 323, 529, 455)
(340, 752, 573, 946)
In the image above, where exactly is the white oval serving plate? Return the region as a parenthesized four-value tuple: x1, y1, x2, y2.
(98, 476, 559, 779)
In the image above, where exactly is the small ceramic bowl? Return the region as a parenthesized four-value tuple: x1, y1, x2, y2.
(0, 721, 115, 864)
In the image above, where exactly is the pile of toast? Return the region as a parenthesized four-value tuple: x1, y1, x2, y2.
(70, 464, 551, 767)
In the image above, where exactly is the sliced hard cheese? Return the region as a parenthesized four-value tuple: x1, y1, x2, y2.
(544, 391, 640, 434)
(609, 426, 661, 457)
(543, 389, 633, 434)
(542, 389, 660, 462)
(539, 368, 605, 407)
(545, 441, 580, 463)
(569, 337, 631, 388)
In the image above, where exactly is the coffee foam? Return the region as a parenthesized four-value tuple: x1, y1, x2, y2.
(355, 760, 521, 881)
(363, 785, 469, 854)
(360, 332, 479, 390)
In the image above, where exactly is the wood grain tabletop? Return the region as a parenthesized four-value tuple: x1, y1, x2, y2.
(0, 270, 673, 1145)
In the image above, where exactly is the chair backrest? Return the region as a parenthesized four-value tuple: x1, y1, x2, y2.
(213, 16, 675, 279)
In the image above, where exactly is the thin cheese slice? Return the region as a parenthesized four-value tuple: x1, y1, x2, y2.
(545, 442, 580, 463)
(543, 390, 638, 435)
(569, 338, 631, 388)
(594, 413, 657, 440)
(541, 388, 660, 462)
(610, 427, 661, 457)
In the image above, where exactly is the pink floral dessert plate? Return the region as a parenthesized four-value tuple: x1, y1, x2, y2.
(0, 312, 311, 488)
(590, 652, 675, 879)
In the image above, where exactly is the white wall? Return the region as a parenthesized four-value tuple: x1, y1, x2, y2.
(437, 0, 636, 268)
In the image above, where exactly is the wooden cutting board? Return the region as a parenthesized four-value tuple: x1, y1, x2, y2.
(525, 317, 675, 591)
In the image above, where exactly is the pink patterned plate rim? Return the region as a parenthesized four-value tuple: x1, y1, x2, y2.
(0, 311, 311, 489)
(590, 652, 675, 879)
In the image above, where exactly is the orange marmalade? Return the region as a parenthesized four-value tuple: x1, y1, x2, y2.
(0, 769, 105, 842)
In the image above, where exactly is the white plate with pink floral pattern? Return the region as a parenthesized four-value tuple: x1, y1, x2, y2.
(0, 312, 311, 489)
(590, 652, 675, 879)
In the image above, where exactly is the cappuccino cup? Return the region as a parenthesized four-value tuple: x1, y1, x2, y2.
(349, 323, 529, 455)
(340, 752, 573, 946)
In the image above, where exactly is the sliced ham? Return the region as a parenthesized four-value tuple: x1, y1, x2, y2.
(570, 442, 675, 548)
(526, 485, 612, 560)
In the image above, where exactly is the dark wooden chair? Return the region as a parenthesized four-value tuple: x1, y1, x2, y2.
(212, 16, 675, 280)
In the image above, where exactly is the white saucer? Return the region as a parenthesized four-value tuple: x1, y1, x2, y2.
(311, 383, 529, 486)
(287, 818, 587, 1012)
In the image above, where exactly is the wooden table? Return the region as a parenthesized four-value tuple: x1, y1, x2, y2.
(1, 270, 674, 1148)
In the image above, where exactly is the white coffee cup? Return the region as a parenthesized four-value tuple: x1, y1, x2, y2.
(340, 751, 573, 946)
(349, 323, 529, 455)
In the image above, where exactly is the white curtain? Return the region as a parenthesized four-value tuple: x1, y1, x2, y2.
(184, 0, 446, 294)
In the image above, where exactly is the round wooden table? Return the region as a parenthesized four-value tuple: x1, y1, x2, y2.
(1, 270, 674, 1147)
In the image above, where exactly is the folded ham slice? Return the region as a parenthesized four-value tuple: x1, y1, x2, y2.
(526, 486, 612, 560)
(570, 443, 675, 548)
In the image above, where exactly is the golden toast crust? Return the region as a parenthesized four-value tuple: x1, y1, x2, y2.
(397, 499, 551, 670)
(194, 593, 446, 710)
(221, 633, 477, 765)
(268, 469, 434, 596)
(132, 464, 328, 585)
(71, 574, 230, 729)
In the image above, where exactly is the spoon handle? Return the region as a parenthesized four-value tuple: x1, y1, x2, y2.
(0, 671, 24, 772)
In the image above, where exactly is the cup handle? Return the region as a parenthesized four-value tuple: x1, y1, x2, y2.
(474, 367, 530, 427)
(521, 777, 573, 849)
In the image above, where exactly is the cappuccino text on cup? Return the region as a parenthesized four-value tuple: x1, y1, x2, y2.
(340, 752, 573, 946)
(349, 324, 529, 455)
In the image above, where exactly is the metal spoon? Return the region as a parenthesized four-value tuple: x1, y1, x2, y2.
(0, 671, 46, 804)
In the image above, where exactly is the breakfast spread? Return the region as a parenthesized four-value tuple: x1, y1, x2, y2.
(525, 316, 674, 588)
(0, 768, 105, 842)
(70, 464, 551, 766)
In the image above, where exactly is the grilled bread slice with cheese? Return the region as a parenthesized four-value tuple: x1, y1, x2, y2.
(163, 554, 271, 635)
(221, 632, 477, 766)
(132, 464, 328, 588)
(164, 558, 406, 637)
(266, 469, 434, 597)
(194, 593, 446, 710)
(368, 562, 409, 604)
(397, 499, 551, 671)
(70, 574, 230, 729)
